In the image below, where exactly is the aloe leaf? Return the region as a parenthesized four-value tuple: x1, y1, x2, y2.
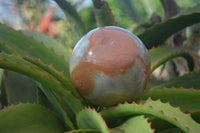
(0, 52, 62, 91)
(79, 7, 97, 31)
(4, 70, 37, 105)
(0, 24, 70, 77)
(191, 112, 200, 124)
(92, 0, 116, 27)
(23, 56, 80, 98)
(0, 103, 65, 133)
(148, 117, 175, 132)
(117, 0, 140, 22)
(144, 100, 200, 133)
(101, 99, 200, 133)
(37, 83, 75, 130)
(37, 87, 57, 113)
(138, 4, 200, 49)
(0, 52, 84, 115)
(110, 115, 154, 133)
(0, 52, 43, 71)
(0, 41, 14, 54)
(22, 30, 71, 63)
(36, 77, 83, 126)
(149, 112, 200, 133)
(157, 128, 183, 133)
(151, 70, 200, 89)
(76, 108, 109, 133)
(149, 46, 194, 72)
(66, 129, 101, 133)
(1, 71, 8, 107)
(0, 47, 78, 98)
(54, 0, 87, 42)
(138, 88, 200, 112)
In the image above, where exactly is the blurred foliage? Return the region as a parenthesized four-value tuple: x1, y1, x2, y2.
(79, 7, 96, 31)
(1, 0, 200, 48)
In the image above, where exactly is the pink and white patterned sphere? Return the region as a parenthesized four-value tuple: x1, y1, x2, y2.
(70, 26, 150, 106)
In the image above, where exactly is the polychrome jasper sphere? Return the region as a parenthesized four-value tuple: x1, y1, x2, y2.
(69, 26, 150, 106)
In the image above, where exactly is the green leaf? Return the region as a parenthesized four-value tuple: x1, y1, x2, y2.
(0, 52, 63, 93)
(54, 0, 87, 43)
(37, 83, 75, 131)
(0, 45, 79, 98)
(138, 88, 200, 112)
(23, 56, 80, 98)
(191, 112, 200, 124)
(37, 87, 57, 113)
(79, 7, 97, 31)
(149, 46, 194, 72)
(4, 70, 37, 105)
(0, 41, 13, 54)
(117, 0, 140, 22)
(157, 128, 184, 133)
(22, 30, 71, 63)
(77, 108, 109, 133)
(0, 52, 84, 115)
(67, 129, 101, 133)
(0, 103, 65, 133)
(1, 69, 8, 107)
(110, 115, 154, 133)
(148, 117, 175, 132)
(0, 24, 70, 77)
(101, 99, 200, 133)
(92, 0, 116, 27)
(138, 4, 200, 49)
(151, 70, 200, 90)
(149, 112, 200, 132)
(0, 52, 45, 73)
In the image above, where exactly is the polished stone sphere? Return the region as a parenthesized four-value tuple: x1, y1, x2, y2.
(70, 26, 150, 106)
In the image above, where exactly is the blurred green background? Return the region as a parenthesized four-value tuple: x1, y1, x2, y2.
(0, 0, 199, 48)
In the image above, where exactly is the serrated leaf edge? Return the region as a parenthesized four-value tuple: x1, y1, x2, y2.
(150, 46, 194, 72)
(78, 107, 110, 133)
(101, 98, 200, 133)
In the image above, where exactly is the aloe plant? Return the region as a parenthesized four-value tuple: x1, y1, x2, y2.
(0, 0, 200, 133)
